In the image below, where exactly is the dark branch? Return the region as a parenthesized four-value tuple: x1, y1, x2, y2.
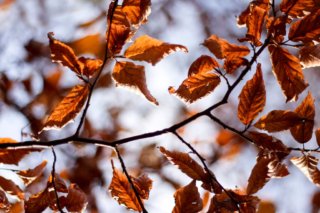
(51, 147, 65, 213)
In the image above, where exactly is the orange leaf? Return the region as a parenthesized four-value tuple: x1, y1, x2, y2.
(42, 84, 90, 131)
(0, 190, 9, 212)
(223, 56, 248, 74)
(238, 63, 266, 125)
(239, 5, 267, 46)
(290, 92, 315, 143)
(188, 55, 219, 76)
(291, 155, 320, 186)
(106, 2, 131, 55)
(122, 0, 151, 27)
(17, 160, 47, 185)
(289, 9, 320, 42)
(124, 35, 188, 65)
(203, 34, 250, 59)
(254, 110, 301, 132)
(112, 61, 158, 105)
(78, 57, 103, 78)
(249, 131, 289, 153)
(268, 45, 308, 102)
(257, 201, 276, 213)
(0, 176, 24, 200)
(159, 146, 208, 181)
(237, 0, 269, 26)
(172, 180, 203, 213)
(169, 65, 220, 104)
(109, 163, 142, 212)
(266, 16, 289, 43)
(315, 128, 320, 147)
(299, 44, 320, 68)
(132, 174, 153, 200)
(24, 187, 55, 213)
(0, 138, 41, 165)
(67, 34, 105, 57)
(280, 0, 319, 18)
(64, 184, 88, 212)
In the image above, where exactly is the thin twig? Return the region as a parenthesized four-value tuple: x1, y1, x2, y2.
(115, 146, 148, 213)
(51, 147, 65, 213)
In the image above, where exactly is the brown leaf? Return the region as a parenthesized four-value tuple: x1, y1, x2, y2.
(188, 55, 219, 76)
(289, 9, 320, 42)
(122, 0, 151, 27)
(290, 92, 315, 143)
(312, 190, 320, 213)
(316, 128, 320, 147)
(132, 174, 152, 200)
(223, 56, 248, 74)
(238, 63, 266, 125)
(25, 187, 55, 213)
(0, 138, 41, 165)
(249, 131, 289, 153)
(172, 180, 203, 213)
(239, 5, 267, 46)
(299, 44, 320, 68)
(124, 35, 188, 65)
(266, 15, 289, 43)
(106, 2, 131, 55)
(109, 163, 142, 212)
(237, 0, 269, 26)
(280, 0, 319, 18)
(268, 45, 308, 102)
(64, 184, 88, 212)
(67, 34, 105, 58)
(159, 146, 208, 181)
(0, 190, 9, 212)
(254, 110, 301, 132)
(291, 155, 320, 186)
(17, 160, 47, 185)
(257, 201, 276, 213)
(0, 176, 24, 200)
(42, 84, 90, 131)
(169, 67, 220, 104)
(78, 57, 103, 78)
(112, 61, 158, 105)
(203, 34, 250, 59)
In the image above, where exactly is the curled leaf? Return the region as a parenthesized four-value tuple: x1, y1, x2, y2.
(0, 176, 24, 200)
(291, 155, 320, 186)
(122, 0, 151, 27)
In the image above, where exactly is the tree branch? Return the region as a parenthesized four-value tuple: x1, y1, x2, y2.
(51, 147, 65, 213)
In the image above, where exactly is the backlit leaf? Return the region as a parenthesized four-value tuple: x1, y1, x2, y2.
(290, 92, 315, 143)
(0, 176, 24, 200)
(280, 0, 319, 18)
(112, 61, 158, 105)
(0, 190, 9, 212)
(109, 163, 142, 212)
(122, 0, 151, 27)
(64, 184, 88, 212)
(188, 55, 219, 76)
(132, 174, 152, 200)
(172, 180, 203, 213)
(42, 84, 90, 131)
(291, 155, 320, 186)
(249, 131, 289, 153)
(316, 128, 320, 146)
(223, 56, 248, 74)
(238, 63, 266, 125)
(17, 160, 47, 186)
(269, 45, 308, 102)
(299, 44, 320, 68)
(203, 34, 250, 59)
(237, 0, 269, 26)
(0, 138, 41, 165)
(124, 35, 188, 65)
(254, 110, 301, 132)
(266, 15, 288, 43)
(67, 34, 105, 57)
(289, 9, 320, 42)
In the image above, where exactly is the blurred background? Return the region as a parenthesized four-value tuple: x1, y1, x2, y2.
(1, 0, 320, 212)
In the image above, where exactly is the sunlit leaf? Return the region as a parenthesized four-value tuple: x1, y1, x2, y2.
(188, 55, 219, 76)
(280, 0, 319, 18)
(254, 110, 301, 132)
(67, 34, 105, 57)
(291, 155, 320, 186)
(0, 190, 9, 212)
(203, 34, 250, 59)
(172, 180, 203, 213)
(238, 63, 266, 125)
(249, 131, 289, 153)
(289, 9, 320, 42)
(17, 160, 47, 185)
(223, 56, 248, 74)
(290, 92, 315, 143)
(268, 45, 308, 102)
(24, 187, 54, 213)
(266, 15, 288, 43)
(42, 84, 90, 131)
(315, 128, 320, 147)
(64, 184, 88, 212)
(112, 61, 158, 105)
(0, 176, 24, 200)
(124, 35, 188, 65)
(122, 0, 151, 27)
(237, 0, 269, 26)
(299, 44, 320, 68)
(132, 174, 152, 200)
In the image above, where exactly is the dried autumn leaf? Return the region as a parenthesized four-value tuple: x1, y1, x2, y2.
(0, 138, 41, 165)
(299, 44, 320, 68)
(316, 128, 320, 147)
(112, 61, 158, 105)
(78, 57, 103, 78)
(223, 56, 248, 74)
(109, 163, 142, 212)
(291, 155, 320, 186)
(0, 190, 9, 211)
(237, 0, 269, 26)
(203, 34, 250, 59)
(249, 131, 289, 153)
(257, 201, 276, 213)
(42, 84, 90, 131)
(289, 9, 320, 42)
(290, 92, 315, 143)
(64, 184, 88, 212)
(266, 16, 288, 43)
(172, 180, 203, 213)
(254, 110, 301, 132)
(124, 35, 188, 65)
(17, 160, 47, 185)
(122, 0, 151, 27)
(188, 55, 219, 76)
(280, 0, 319, 18)
(238, 63, 266, 125)
(239, 5, 267, 46)
(207, 192, 238, 212)
(169, 68, 220, 103)
(132, 174, 152, 200)
(159, 146, 208, 181)
(25, 187, 55, 213)
(269, 45, 308, 102)
(0, 176, 24, 200)
(67, 34, 105, 57)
